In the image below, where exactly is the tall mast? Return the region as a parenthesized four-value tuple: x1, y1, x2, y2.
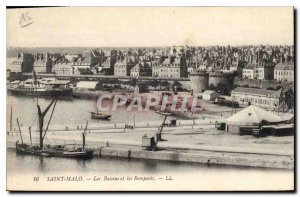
(16, 118, 23, 144)
(10, 106, 12, 132)
(37, 99, 56, 149)
(82, 121, 88, 151)
(29, 126, 32, 145)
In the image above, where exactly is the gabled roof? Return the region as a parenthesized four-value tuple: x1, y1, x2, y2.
(162, 58, 171, 65)
(274, 63, 294, 70)
(131, 63, 142, 70)
(244, 63, 257, 70)
(226, 105, 282, 124)
(202, 90, 218, 95)
(203, 59, 213, 66)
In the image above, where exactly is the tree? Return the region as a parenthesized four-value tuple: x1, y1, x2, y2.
(78, 68, 93, 75)
(148, 80, 159, 90)
(208, 83, 216, 91)
(172, 81, 183, 91)
(95, 81, 103, 90)
(161, 81, 169, 87)
(128, 78, 138, 87)
(216, 82, 230, 95)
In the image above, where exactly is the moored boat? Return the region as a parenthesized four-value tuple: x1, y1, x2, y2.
(7, 73, 73, 97)
(7, 86, 73, 97)
(15, 98, 94, 159)
(90, 112, 112, 120)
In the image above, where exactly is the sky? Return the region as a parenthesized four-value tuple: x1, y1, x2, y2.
(6, 7, 294, 48)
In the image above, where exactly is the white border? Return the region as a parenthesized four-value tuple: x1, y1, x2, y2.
(1, 0, 298, 196)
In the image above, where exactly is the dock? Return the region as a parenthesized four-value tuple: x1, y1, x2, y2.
(91, 147, 293, 170)
(6, 118, 294, 170)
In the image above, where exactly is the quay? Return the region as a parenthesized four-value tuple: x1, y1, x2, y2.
(7, 119, 294, 170)
(93, 147, 293, 170)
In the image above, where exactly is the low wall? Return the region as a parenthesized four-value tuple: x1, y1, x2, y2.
(94, 147, 293, 170)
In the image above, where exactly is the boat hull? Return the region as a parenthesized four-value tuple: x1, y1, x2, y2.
(7, 87, 73, 97)
(91, 112, 111, 120)
(16, 142, 94, 159)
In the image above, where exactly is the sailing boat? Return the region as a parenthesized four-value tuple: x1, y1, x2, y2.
(15, 99, 94, 158)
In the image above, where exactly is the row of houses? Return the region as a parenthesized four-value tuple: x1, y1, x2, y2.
(114, 56, 184, 79)
(242, 62, 294, 82)
(7, 50, 110, 76)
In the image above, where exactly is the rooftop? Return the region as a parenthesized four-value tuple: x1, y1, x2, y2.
(232, 87, 282, 98)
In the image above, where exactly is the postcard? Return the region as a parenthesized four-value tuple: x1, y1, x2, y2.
(6, 6, 294, 191)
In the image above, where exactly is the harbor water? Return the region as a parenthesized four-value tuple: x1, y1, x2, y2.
(6, 94, 167, 128)
(6, 148, 293, 191)
(6, 94, 294, 190)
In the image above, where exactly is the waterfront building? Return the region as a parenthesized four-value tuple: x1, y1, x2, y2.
(242, 63, 258, 79)
(130, 62, 152, 77)
(152, 57, 181, 78)
(114, 59, 128, 77)
(52, 62, 74, 75)
(274, 63, 294, 82)
(231, 87, 283, 110)
(7, 55, 23, 73)
(10, 52, 35, 73)
(33, 53, 52, 73)
(71, 55, 91, 74)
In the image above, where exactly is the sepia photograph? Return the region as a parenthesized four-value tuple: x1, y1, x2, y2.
(5, 6, 294, 191)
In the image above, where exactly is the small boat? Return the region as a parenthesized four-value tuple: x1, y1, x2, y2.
(90, 112, 112, 120)
(155, 110, 173, 116)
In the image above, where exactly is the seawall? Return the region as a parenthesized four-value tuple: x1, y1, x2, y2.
(93, 147, 294, 170)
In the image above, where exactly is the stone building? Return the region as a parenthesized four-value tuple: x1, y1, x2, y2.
(274, 63, 294, 82)
(130, 62, 152, 77)
(242, 63, 257, 79)
(231, 87, 283, 110)
(71, 55, 91, 74)
(52, 62, 74, 75)
(114, 59, 128, 77)
(33, 53, 53, 73)
(152, 57, 181, 78)
(10, 52, 35, 73)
